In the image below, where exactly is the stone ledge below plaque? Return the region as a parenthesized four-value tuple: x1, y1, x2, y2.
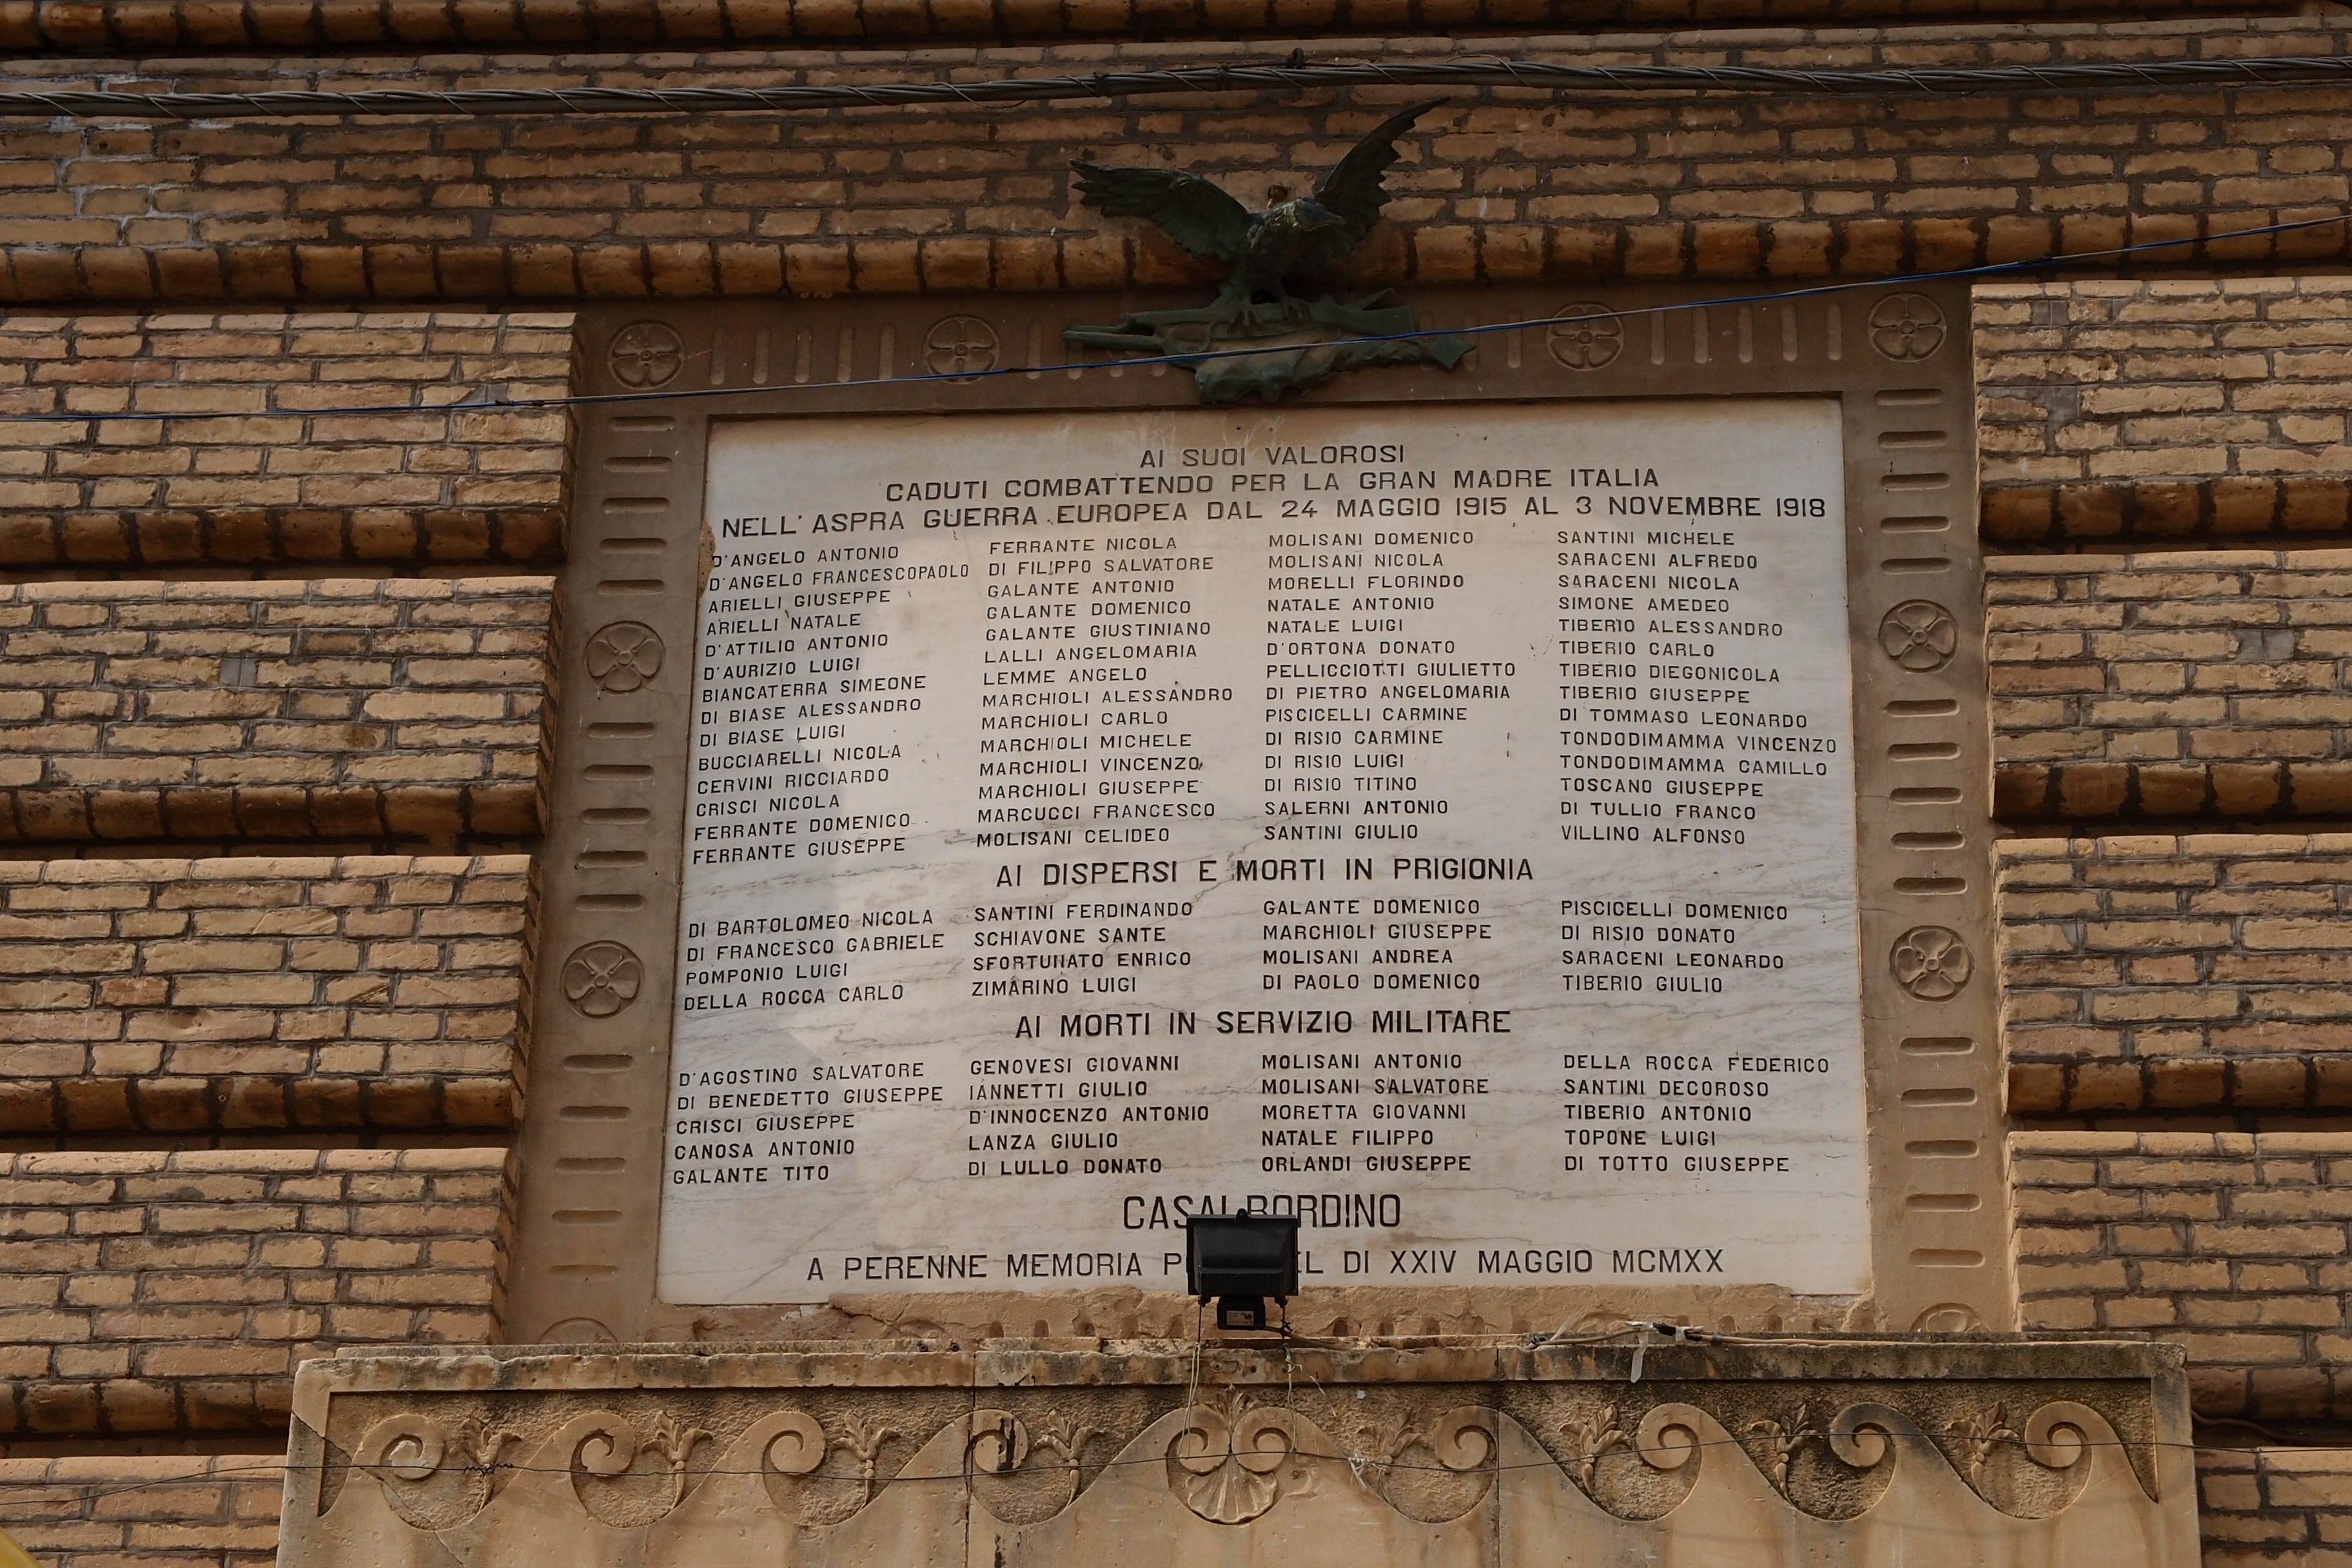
(280, 1338, 2199, 1568)
(645, 1284, 1887, 1346)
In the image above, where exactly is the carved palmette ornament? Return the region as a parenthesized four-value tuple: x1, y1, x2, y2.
(633, 1408, 830, 1568)
(1743, 1403, 1820, 1491)
(1942, 1404, 2021, 1484)
(828, 1409, 902, 1502)
(1166, 1393, 1297, 1524)
(1558, 1404, 1629, 1492)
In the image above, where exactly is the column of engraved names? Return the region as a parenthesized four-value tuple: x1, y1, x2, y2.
(968, 457, 1228, 1182)
(1553, 473, 1836, 1178)
(671, 507, 940, 1193)
(1251, 443, 1533, 1180)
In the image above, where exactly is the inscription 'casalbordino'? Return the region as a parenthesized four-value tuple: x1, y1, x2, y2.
(657, 400, 1868, 1304)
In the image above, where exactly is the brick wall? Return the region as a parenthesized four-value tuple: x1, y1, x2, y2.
(2000, 836, 2352, 1116)
(2014, 1131, 2352, 1420)
(0, 856, 532, 1135)
(2200, 1445, 2352, 1567)
(0, 1455, 282, 1568)
(0, 0, 2282, 50)
(0, 1148, 513, 1437)
(0, 311, 575, 572)
(0, 578, 556, 844)
(1987, 551, 2352, 822)
(1979, 279, 2352, 550)
(3, 19, 2350, 305)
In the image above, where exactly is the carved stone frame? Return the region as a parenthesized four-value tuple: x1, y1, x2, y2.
(514, 282, 2006, 1344)
(277, 1338, 2199, 1568)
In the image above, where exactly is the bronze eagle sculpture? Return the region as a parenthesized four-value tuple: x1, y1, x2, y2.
(1072, 100, 1446, 307)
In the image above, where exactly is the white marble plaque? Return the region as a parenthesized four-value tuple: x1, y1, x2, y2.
(658, 399, 1867, 1304)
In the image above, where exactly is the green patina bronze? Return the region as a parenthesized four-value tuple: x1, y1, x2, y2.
(1064, 101, 1470, 404)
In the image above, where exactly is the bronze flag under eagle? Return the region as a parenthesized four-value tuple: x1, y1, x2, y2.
(1064, 101, 1471, 403)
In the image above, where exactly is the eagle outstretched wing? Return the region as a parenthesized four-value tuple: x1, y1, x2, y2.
(1303, 99, 1449, 266)
(1070, 163, 1255, 264)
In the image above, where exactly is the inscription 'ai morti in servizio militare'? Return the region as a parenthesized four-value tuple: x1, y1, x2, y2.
(656, 400, 1864, 1304)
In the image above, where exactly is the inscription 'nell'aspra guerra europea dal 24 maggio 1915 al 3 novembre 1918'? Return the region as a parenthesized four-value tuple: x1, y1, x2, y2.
(656, 398, 1867, 1306)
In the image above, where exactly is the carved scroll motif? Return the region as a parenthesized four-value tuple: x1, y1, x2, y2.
(316, 1384, 2160, 1560)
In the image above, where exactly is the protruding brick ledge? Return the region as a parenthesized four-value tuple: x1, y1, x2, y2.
(0, 1455, 283, 1568)
(0, 855, 532, 1134)
(1988, 550, 2352, 823)
(0, 577, 556, 843)
(2013, 1131, 2352, 1420)
(1978, 279, 2352, 551)
(0, 312, 574, 570)
(0, 1148, 511, 1437)
(1999, 836, 2352, 1117)
(1984, 478, 2352, 551)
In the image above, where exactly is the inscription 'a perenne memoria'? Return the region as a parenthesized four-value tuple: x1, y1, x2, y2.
(658, 400, 1867, 1305)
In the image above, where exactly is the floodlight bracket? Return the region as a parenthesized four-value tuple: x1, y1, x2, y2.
(1186, 1213, 1300, 1333)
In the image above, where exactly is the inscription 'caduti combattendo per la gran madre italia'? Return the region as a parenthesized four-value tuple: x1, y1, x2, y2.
(655, 400, 1868, 1306)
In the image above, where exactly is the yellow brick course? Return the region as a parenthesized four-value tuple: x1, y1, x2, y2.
(0, 1455, 282, 1567)
(0, 311, 575, 570)
(1979, 279, 2352, 549)
(2014, 1131, 2352, 1420)
(1987, 551, 2352, 821)
(1999, 835, 2352, 1115)
(2200, 1446, 2352, 1567)
(0, 1148, 511, 1437)
(0, 855, 532, 1134)
(0, 578, 556, 843)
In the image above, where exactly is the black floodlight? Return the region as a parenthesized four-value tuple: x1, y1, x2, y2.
(1186, 1213, 1300, 1331)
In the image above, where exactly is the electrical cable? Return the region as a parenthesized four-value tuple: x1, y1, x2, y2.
(6, 52, 2352, 121)
(0, 209, 2342, 429)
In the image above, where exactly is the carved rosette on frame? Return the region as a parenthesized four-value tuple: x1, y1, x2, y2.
(279, 1344, 2200, 1568)
(1545, 304, 1623, 370)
